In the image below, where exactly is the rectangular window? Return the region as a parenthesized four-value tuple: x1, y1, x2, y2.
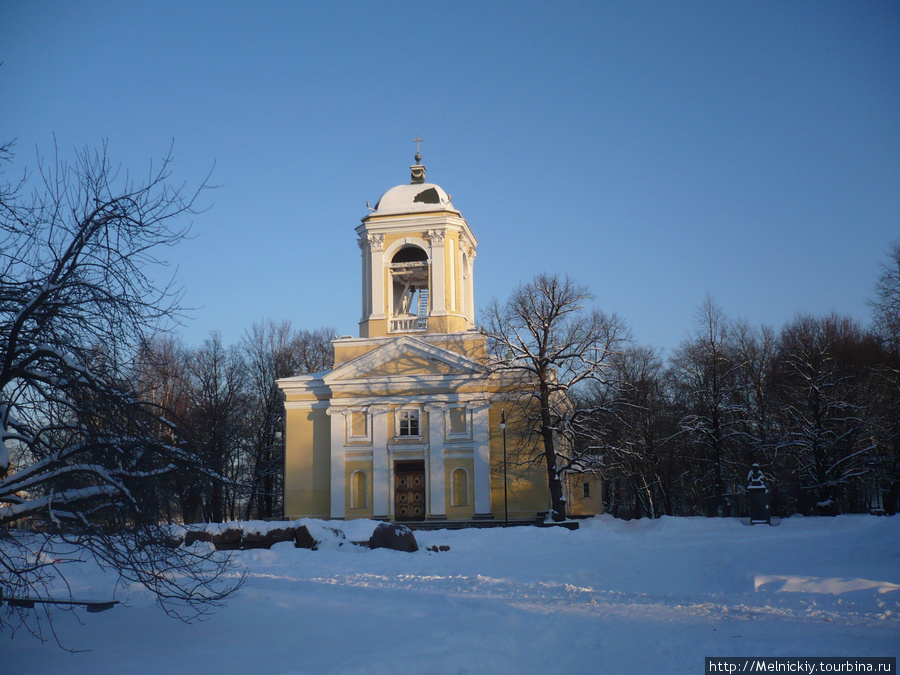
(448, 407, 467, 436)
(398, 409, 420, 437)
(583, 482, 591, 500)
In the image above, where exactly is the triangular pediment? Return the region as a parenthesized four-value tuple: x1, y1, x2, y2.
(324, 336, 485, 384)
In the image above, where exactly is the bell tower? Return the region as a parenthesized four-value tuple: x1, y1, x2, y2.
(356, 143, 477, 338)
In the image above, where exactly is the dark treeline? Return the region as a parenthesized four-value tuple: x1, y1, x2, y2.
(585, 242, 900, 518)
(136, 320, 334, 523)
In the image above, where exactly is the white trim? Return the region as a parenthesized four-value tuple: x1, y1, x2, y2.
(391, 448, 427, 460)
(370, 237, 385, 320)
(469, 255, 477, 329)
(371, 405, 390, 519)
(429, 229, 446, 315)
(328, 408, 346, 519)
(320, 392, 490, 408)
(426, 403, 446, 519)
(387, 441, 428, 452)
(327, 377, 485, 397)
(383, 235, 431, 262)
(360, 237, 369, 320)
(359, 213, 471, 234)
(283, 399, 331, 411)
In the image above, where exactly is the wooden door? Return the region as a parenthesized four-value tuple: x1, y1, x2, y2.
(394, 461, 426, 521)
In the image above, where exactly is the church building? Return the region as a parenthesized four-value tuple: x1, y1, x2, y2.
(277, 148, 601, 522)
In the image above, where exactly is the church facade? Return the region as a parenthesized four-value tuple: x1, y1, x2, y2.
(277, 151, 602, 522)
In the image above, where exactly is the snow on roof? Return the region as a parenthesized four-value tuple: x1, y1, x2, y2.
(370, 183, 455, 216)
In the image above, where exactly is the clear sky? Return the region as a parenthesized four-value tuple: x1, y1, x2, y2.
(3, 1, 898, 356)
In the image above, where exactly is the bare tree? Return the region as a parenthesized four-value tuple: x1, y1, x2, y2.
(868, 242, 900, 513)
(482, 273, 628, 521)
(181, 333, 249, 523)
(669, 297, 744, 516)
(135, 335, 192, 522)
(871, 241, 900, 351)
(292, 326, 336, 376)
(591, 345, 679, 518)
(772, 314, 879, 514)
(729, 320, 778, 467)
(241, 321, 293, 521)
(0, 141, 240, 637)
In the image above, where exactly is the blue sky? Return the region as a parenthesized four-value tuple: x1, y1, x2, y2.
(3, 1, 898, 355)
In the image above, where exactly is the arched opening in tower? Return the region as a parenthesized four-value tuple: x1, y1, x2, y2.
(390, 246, 429, 331)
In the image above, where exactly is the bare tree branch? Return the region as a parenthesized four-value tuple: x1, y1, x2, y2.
(0, 140, 240, 638)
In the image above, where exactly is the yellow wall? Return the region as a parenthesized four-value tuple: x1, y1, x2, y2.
(284, 406, 331, 519)
(567, 474, 604, 516)
(344, 459, 374, 519)
(282, 380, 595, 522)
(444, 458, 475, 520)
(489, 405, 550, 520)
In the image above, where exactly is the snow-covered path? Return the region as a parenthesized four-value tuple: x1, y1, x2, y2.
(4, 515, 898, 674)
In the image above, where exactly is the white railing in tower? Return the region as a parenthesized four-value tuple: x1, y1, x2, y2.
(390, 316, 428, 332)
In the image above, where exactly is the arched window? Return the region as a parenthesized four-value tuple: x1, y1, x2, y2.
(451, 467, 469, 507)
(351, 470, 368, 509)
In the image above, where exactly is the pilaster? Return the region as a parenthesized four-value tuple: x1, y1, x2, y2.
(368, 234, 385, 320)
(470, 400, 493, 519)
(327, 407, 346, 519)
(370, 405, 391, 519)
(426, 229, 447, 316)
(425, 403, 447, 520)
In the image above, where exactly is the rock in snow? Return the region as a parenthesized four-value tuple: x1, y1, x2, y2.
(368, 522, 419, 552)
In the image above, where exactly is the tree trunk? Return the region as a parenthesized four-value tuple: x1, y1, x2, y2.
(540, 382, 567, 521)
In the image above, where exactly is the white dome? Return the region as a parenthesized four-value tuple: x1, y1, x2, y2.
(372, 183, 454, 215)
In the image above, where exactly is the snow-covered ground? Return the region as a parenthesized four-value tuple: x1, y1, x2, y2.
(4, 515, 898, 674)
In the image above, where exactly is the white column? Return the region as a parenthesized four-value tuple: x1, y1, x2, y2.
(327, 407, 346, 519)
(427, 229, 447, 315)
(371, 405, 391, 519)
(470, 401, 493, 518)
(359, 237, 370, 319)
(369, 234, 385, 319)
(466, 251, 476, 328)
(425, 403, 446, 520)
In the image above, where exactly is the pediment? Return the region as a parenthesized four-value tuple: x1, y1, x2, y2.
(324, 336, 485, 383)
